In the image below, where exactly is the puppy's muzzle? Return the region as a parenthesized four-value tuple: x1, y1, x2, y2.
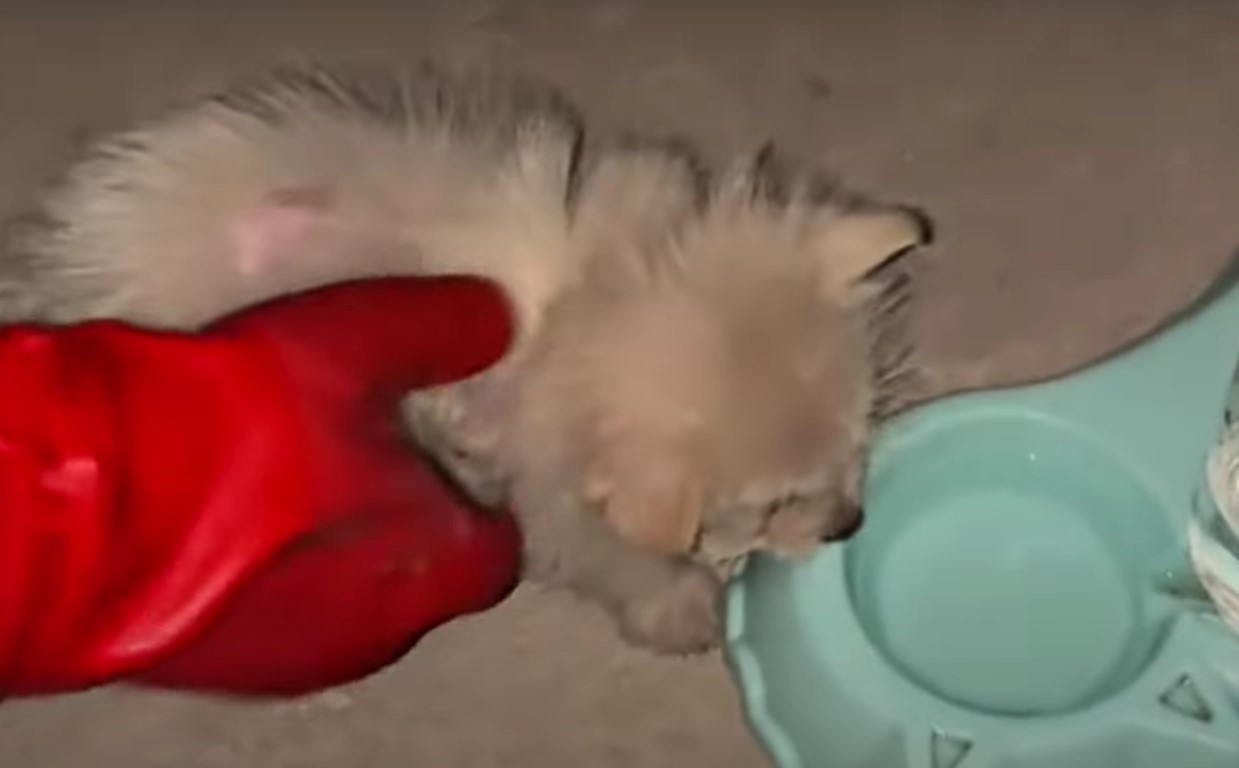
(822, 503, 864, 542)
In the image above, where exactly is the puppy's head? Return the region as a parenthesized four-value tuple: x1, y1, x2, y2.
(569, 163, 929, 561)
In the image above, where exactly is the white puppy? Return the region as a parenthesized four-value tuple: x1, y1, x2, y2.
(2, 63, 930, 653)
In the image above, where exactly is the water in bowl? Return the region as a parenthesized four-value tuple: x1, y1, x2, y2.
(847, 410, 1178, 716)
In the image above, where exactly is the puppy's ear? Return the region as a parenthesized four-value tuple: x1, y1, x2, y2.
(811, 205, 930, 296)
(230, 186, 332, 276)
(589, 460, 703, 555)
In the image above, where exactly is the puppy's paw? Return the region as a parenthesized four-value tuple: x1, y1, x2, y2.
(403, 394, 508, 507)
(618, 563, 722, 655)
(441, 443, 509, 507)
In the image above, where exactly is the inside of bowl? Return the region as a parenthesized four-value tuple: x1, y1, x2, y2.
(846, 408, 1181, 716)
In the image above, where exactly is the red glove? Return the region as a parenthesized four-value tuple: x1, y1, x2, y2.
(0, 276, 520, 697)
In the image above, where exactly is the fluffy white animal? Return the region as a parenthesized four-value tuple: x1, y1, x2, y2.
(1, 62, 930, 653)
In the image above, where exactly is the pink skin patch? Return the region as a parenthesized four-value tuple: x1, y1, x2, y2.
(230, 188, 332, 276)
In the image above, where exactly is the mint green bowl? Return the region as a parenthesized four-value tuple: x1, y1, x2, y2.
(725, 260, 1239, 768)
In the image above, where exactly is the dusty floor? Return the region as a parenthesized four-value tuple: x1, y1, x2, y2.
(3, 1, 1239, 766)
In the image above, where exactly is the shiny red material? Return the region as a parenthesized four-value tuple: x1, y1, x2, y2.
(0, 277, 520, 697)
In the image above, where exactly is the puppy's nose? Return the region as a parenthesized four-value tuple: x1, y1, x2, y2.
(823, 504, 864, 542)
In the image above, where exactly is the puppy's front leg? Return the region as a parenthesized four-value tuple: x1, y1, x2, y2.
(520, 494, 723, 654)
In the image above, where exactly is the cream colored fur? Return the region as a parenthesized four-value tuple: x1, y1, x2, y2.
(1, 63, 930, 654)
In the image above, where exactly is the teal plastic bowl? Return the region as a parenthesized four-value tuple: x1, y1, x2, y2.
(725, 260, 1239, 768)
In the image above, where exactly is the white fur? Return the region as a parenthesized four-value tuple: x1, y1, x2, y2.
(2, 63, 929, 654)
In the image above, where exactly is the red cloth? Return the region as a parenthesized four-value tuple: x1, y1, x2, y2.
(0, 277, 521, 697)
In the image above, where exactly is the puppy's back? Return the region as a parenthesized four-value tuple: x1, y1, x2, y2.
(13, 62, 583, 330)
